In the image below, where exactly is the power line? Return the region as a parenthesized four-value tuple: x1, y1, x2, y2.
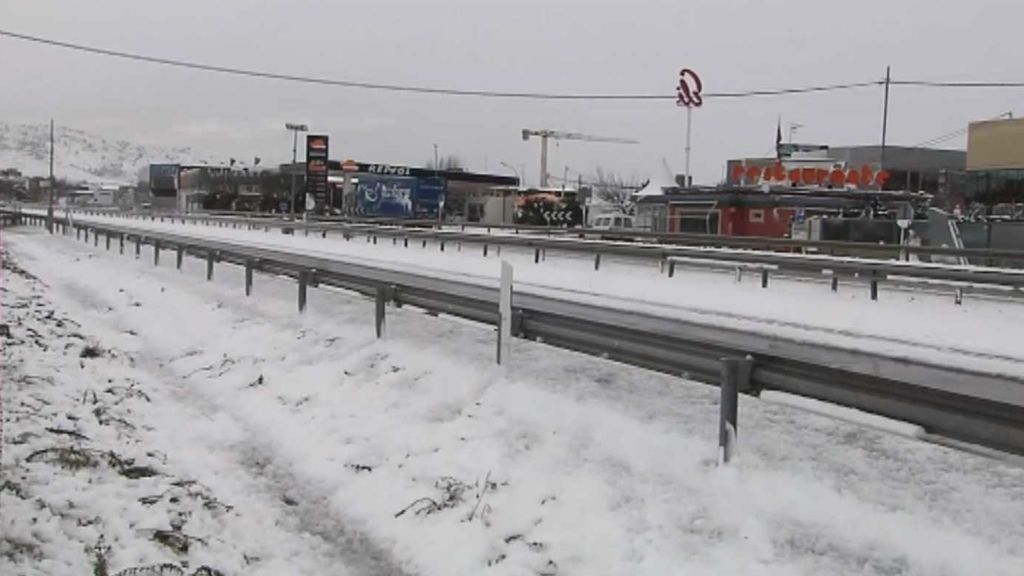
(0, 28, 879, 101)
(913, 111, 1014, 147)
(893, 80, 1024, 88)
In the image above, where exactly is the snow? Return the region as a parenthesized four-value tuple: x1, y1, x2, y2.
(0, 122, 208, 184)
(4, 226, 1024, 575)
(760, 391, 926, 439)
(50, 210, 1024, 378)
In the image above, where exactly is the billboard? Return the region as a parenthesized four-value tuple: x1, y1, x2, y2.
(305, 134, 329, 212)
(149, 164, 179, 197)
(355, 175, 447, 218)
(414, 177, 446, 218)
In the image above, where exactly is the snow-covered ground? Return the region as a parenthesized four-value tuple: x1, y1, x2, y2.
(3, 227, 1024, 575)
(54, 210, 1024, 378)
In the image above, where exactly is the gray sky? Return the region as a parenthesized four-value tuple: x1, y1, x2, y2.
(1, 0, 1022, 185)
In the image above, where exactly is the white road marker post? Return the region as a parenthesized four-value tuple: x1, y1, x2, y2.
(497, 261, 513, 366)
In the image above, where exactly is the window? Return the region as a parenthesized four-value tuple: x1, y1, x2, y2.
(622, 218, 632, 229)
(613, 217, 623, 228)
(749, 209, 765, 223)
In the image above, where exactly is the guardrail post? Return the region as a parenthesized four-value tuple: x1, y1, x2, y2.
(119, 234, 125, 255)
(718, 356, 752, 464)
(134, 236, 142, 259)
(668, 260, 676, 278)
(105, 233, 111, 251)
(298, 270, 309, 313)
(373, 235, 378, 245)
(392, 237, 397, 246)
(244, 260, 254, 296)
(483, 244, 489, 257)
(954, 288, 964, 305)
(440, 240, 445, 252)
(93, 229, 99, 246)
(870, 277, 879, 301)
(76, 226, 81, 240)
(176, 246, 184, 270)
(153, 240, 160, 266)
(375, 286, 387, 338)
(322, 230, 327, 239)
(497, 261, 513, 365)
(534, 247, 540, 264)
(594, 253, 601, 270)
(734, 267, 743, 282)
(422, 239, 427, 249)
(760, 269, 769, 288)
(831, 276, 839, 292)
(206, 251, 215, 281)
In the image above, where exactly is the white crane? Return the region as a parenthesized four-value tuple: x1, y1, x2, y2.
(521, 129, 638, 188)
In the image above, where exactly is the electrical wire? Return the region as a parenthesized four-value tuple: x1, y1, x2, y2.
(0, 28, 880, 101)
(913, 111, 1015, 147)
(893, 80, 1024, 88)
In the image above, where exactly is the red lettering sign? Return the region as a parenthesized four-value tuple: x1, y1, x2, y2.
(734, 162, 889, 188)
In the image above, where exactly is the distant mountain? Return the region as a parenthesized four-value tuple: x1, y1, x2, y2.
(0, 122, 210, 184)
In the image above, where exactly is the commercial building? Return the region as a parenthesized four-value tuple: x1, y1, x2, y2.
(726, 144, 965, 194)
(635, 185, 927, 241)
(324, 160, 518, 221)
(964, 117, 1024, 209)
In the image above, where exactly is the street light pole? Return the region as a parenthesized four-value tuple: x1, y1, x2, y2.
(500, 162, 521, 187)
(285, 122, 308, 217)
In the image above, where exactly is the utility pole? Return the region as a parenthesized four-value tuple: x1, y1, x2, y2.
(47, 118, 54, 233)
(285, 123, 308, 217)
(880, 65, 891, 180)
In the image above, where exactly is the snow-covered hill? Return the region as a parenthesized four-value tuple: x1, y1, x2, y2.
(0, 121, 209, 184)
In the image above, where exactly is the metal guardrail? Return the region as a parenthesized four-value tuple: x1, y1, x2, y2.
(56, 209, 1024, 297)
(186, 207, 1024, 265)
(10, 210, 1024, 457)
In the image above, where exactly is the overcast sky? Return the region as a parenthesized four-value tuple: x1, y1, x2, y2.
(1, 0, 1022, 185)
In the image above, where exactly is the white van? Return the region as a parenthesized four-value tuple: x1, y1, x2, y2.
(591, 214, 634, 231)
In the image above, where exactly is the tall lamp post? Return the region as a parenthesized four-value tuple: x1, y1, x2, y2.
(500, 162, 521, 187)
(285, 123, 308, 217)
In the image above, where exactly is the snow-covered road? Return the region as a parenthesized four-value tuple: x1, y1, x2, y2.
(53, 210, 1024, 378)
(4, 227, 1024, 575)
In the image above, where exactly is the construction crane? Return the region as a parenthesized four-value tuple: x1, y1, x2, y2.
(521, 129, 638, 188)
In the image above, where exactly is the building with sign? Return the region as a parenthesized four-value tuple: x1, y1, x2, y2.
(635, 185, 928, 241)
(324, 160, 518, 221)
(726, 144, 965, 194)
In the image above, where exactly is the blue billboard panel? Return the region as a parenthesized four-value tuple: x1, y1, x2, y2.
(356, 176, 416, 217)
(414, 177, 446, 218)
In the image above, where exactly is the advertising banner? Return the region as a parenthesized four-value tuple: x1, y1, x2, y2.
(356, 175, 416, 217)
(414, 177, 446, 218)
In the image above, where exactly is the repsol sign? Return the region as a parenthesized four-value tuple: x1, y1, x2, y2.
(367, 164, 411, 176)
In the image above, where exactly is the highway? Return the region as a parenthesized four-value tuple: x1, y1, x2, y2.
(8, 208, 1024, 456)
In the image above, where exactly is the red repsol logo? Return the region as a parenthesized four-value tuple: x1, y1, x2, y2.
(732, 163, 890, 188)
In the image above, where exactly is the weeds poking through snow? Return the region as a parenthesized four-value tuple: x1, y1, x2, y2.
(80, 344, 104, 358)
